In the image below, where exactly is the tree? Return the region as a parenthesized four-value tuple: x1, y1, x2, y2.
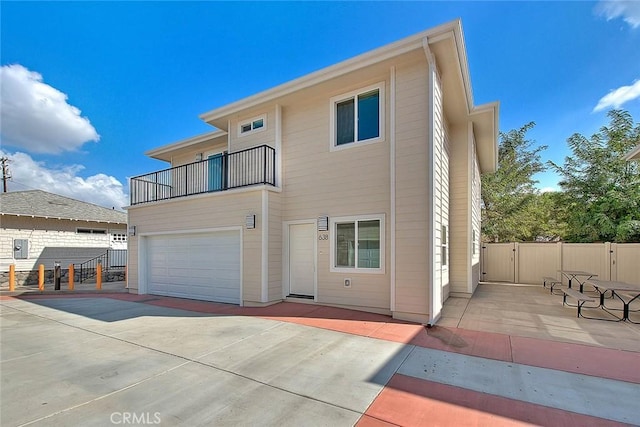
(549, 110, 640, 242)
(481, 122, 548, 242)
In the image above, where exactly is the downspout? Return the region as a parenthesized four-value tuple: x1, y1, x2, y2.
(390, 66, 396, 313)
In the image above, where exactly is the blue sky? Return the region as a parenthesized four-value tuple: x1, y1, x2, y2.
(1, 1, 639, 209)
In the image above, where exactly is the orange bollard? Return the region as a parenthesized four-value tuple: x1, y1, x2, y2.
(9, 264, 15, 291)
(38, 264, 44, 291)
(68, 264, 74, 291)
(96, 262, 102, 290)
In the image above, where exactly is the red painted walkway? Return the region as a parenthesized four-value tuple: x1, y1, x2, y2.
(4, 292, 639, 426)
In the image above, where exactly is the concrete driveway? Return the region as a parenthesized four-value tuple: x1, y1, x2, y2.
(1, 297, 410, 426)
(1, 293, 639, 426)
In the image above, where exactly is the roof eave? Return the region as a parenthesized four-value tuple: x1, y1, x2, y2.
(624, 144, 640, 161)
(199, 19, 463, 127)
(145, 129, 227, 161)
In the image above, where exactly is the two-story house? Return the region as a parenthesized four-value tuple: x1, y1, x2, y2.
(127, 19, 499, 324)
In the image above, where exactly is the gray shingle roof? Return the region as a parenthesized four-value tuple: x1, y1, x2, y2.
(0, 190, 127, 224)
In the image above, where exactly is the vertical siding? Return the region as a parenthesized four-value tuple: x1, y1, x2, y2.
(561, 243, 609, 284)
(127, 191, 263, 303)
(517, 243, 559, 284)
(394, 56, 429, 316)
(613, 243, 640, 284)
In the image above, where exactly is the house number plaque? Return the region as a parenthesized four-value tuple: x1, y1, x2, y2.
(318, 234, 329, 240)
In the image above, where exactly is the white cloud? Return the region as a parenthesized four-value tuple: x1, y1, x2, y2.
(0, 64, 100, 154)
(593, 79, 640, 112)
(0, 150, 128, 210)
(539, 187, 559, 193)
(596, 0, 640, 28)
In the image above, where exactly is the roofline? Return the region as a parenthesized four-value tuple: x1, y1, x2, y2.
(199, 19, 465, 124)
(145, 129, 227, 158)
(470, 100, 501, 172)
(624, 144, 640, 161)
(0, 212, 126, 225)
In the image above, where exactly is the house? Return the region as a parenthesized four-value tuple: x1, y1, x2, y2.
(624, 144, 640, 161)
(127, 19, 499, 324)
(0, 190, 127, 274)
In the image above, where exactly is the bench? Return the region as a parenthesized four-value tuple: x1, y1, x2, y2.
(543, 276, 562, 294)
(562, 288, 596, 318)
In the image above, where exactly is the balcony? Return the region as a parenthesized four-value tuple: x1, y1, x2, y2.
(130, 144, 276, 205)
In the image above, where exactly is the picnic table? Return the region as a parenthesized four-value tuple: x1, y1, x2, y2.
(557, 270, 598, 292)
(585, 279, 640, 323)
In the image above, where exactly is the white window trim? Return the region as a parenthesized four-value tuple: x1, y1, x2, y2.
(329, 82, 385, 152)
(441, 224, 448, 268)
(330, 214, 385, 274)
(237, 114, 267, 138)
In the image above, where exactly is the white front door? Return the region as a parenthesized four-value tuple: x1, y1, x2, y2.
(289, 223, 315, 297)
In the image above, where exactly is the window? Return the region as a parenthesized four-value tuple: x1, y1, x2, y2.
(330, 83, 384, 150)
(331, 215, 385, 273)
(472, 230, 477, 255)
(77, 228, 106, 234)
(441, 225, 448, 266)
(238, 115, 266, 136)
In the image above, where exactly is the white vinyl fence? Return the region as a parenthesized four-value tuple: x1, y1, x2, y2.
(481, 242, 640, 286)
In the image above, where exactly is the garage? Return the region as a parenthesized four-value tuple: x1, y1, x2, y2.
(146, 230, 241, 304)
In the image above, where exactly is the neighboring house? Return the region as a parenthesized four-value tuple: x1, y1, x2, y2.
(624, 144, 640, 161)
(0, 190, 127, 272)
(127, 19, 499, 324)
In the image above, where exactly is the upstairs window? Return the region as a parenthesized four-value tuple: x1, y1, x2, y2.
(330, 83, 384, 150)
(238, 115, 266, 136)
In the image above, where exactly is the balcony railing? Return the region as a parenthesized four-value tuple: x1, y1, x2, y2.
(130, 144, 276, 205)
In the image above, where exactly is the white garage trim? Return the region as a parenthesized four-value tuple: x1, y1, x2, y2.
(138, 226, 243, 306)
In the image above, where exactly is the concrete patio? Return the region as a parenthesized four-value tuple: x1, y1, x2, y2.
(440, 282, 640, 353)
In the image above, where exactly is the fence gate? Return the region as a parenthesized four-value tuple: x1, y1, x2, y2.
(481, 243, 515, 283)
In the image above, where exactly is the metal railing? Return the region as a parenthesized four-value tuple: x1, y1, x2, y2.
(130, 144, 276, 205)
(74, 249, 127, 283)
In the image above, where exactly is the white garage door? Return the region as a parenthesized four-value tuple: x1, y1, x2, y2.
(146, 231, 241, 304)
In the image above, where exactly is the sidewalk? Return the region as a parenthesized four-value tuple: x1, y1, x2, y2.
(2, 284, 639, 426)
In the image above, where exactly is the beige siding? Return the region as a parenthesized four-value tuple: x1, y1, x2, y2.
(442, 117, 451, 300)
(448, 124, 470, 294)
(433, 68, 450, 306)
(127, 190, 264, 303)
(268, 191, 283, 301)
(471, 139, 481, 292)
(280, 68, 393, 311)
(394, 56, 429, 317)
(171, 139, 228, 168)
(229, 107, 276, 152)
